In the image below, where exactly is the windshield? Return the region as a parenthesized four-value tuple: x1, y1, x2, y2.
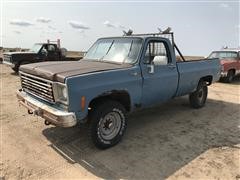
(208, 51, 238, 59)
(30, 44, 42, 53)
(84, 38, 142, 64)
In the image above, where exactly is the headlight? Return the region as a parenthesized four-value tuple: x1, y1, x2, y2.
(53, 82, 68, 104)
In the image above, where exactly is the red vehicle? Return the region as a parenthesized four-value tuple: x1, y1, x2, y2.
(208, 49, 240, 82)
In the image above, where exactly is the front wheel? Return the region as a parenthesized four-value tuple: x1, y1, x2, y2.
(12, 63, 20, 73)
(11, 61, 28, 73)
(88, 100, 127, 149)
(189, 81, 208, 109)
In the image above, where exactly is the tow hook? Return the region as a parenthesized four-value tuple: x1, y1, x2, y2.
(44, 120, 51, 126)
(28, 110, 33, 114)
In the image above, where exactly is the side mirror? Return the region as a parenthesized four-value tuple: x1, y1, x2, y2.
(147, 62, 154, 74)
(153, 55, 168, 65)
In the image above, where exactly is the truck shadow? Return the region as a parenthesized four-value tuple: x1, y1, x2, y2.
(42, 97, 240, 179)
(10, 72, 19, 76)
(219, 75, 240, 85)
(231, 76, 240, 85)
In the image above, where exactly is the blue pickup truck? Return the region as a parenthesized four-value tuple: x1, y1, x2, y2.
(17, 33, 221, 149)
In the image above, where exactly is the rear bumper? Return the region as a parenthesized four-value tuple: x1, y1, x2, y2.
(17, 90, 77, 127)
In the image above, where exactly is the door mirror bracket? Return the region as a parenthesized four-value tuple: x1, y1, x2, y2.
(147, 62, 154, 74)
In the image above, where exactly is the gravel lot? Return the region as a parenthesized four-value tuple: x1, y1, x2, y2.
(1, 63, 240, 179)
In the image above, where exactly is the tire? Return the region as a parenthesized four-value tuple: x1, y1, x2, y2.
(225, 70, 234, 83)
(12, 61, 28, 73)
(189, 81, 208, 109)
(88, 100, 127, 149)
(219, 77, 224, 82)
(12, 63, 20, 73)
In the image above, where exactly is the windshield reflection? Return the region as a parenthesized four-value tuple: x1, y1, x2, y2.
(30, 44, 42, 53)
(84, 38, 142, 64)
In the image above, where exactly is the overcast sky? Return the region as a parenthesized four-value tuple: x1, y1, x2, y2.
(0, 1, 239, 56)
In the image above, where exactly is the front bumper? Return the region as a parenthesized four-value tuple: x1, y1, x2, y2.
(17, 90, 77, 127)
(221, 71, 228, 77)
(3, 60, 15, 68)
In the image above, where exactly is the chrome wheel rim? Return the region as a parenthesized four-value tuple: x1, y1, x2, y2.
(197, 87, 205, 104)
(99, 111, 122, 140)
(198, 88, 203, 99)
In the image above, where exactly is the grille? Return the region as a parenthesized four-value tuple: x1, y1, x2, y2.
(20, 73, 55, 103)
(3, 54, 12, 63)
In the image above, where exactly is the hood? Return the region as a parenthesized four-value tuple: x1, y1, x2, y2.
(19, 60, 132, 83)
(4, 51, 37, 56)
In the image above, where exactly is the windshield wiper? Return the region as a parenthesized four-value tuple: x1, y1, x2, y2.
(123, 40, 133, 63)
(99, 40, 114, 61)
(102, 60, 123, 65)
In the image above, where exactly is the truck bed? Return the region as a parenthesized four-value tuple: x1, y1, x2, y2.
(176, 58, 220, 97)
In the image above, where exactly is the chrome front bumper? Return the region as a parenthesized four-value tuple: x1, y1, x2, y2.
(17, 90, 77, 127)
(221, 71, 228, 77)
(3, 60, 15, 68)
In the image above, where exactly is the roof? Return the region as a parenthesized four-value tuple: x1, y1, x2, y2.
(97, 35, 172, 42)
(98, 36, 147, 40)
(97, 32, 175, 45)
(214, 48, 240, 52)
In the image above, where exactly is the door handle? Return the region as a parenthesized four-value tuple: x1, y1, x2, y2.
(130, 71, 138, 76)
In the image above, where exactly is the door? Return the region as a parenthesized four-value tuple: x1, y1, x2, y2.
(141, 39, 179, 107)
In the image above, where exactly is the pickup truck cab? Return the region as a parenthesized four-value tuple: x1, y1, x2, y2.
(17, 33, 221, 149)
(208, 49, 240, 82)
(3, 43, 81, 72)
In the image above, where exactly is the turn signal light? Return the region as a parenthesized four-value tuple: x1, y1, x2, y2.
(81, 96, 86, 111)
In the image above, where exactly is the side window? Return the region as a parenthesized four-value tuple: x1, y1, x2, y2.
(144, 41, 169, 65)
(229, 52, 237, 59)
(41, 45, 47, 54)
(47, 45, 56, 52)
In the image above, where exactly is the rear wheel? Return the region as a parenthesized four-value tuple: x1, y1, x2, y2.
(189, 81, 208, 109)
(88, 100, 127, 149)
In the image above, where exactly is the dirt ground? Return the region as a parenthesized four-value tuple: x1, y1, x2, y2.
(0, 63, 239, 179)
